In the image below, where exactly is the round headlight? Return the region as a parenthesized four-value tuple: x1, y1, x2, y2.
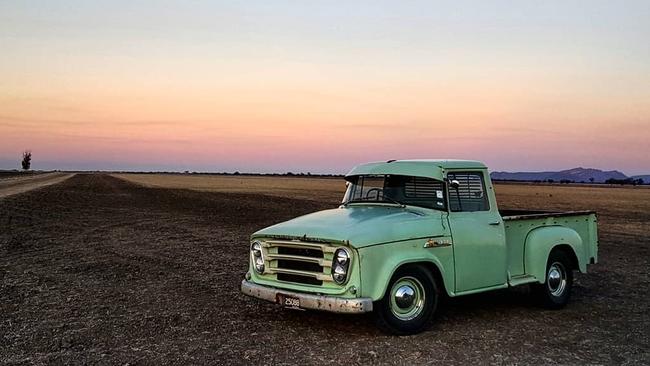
(251, 241, 264, 273)
(251, 242, 262, 257)
(254, 257, 264, 273)
(336, 250, 349, 264)
(331, 248, 351, 284)
(332, 272, 346, 283)
(333, 265, 346, 275)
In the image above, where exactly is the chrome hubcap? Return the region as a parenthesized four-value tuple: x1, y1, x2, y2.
(547, 262, 567, 297)
(390, 277, 425, 321)
(394, 285, 416, 309)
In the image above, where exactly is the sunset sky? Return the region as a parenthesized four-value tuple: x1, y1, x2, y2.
(1, 1, 649, 174)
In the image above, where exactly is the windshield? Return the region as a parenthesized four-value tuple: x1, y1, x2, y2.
(343, 175, 446, 210)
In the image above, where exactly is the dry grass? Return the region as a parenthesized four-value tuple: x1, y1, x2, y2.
(0, 172, 74, 198)
(113, 173, 346, 202)
(494, 183, 650, 238)
(116, 173, 650, 210)
(115, 173, 650, 239)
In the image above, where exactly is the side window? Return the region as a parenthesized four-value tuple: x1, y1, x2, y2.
(447, 171, 489, 212)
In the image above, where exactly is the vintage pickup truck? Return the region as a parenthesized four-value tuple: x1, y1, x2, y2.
(241, 160, 598, 334)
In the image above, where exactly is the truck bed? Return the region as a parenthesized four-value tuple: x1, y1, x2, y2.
(500, 209, 598, 279)
(500, 209, 596, 220)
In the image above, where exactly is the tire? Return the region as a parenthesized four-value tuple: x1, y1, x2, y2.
(374, 265, 439, 335)
(534, 250, 574, 309)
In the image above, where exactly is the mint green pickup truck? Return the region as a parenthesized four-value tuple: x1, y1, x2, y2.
(241, 160, 598, 334)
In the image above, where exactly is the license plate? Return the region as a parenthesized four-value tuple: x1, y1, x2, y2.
(276, 294, 301, 309)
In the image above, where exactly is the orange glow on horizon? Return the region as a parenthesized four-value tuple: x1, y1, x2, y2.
(1, 1, 649, 174)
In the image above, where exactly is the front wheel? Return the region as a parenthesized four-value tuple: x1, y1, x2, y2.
(534, 250, 574, 309)
(374, 265, 439, 335)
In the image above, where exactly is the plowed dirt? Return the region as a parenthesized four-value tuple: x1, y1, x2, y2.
(1, 174, 648, 364)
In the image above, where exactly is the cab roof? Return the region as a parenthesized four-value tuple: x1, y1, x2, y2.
(345, 159, 487, 181)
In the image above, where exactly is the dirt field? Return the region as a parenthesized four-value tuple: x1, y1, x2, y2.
(1, 174, 649, 364)
(0, 172, 74, 199)
(112, 173, 345, 202)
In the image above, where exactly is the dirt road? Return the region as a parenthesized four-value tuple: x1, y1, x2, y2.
(1, 174, 648, 364)
(0, 172, 74, 199)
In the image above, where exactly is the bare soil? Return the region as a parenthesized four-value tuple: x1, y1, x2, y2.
(0, 172, 74, 199)
(1, 174, 648, 365)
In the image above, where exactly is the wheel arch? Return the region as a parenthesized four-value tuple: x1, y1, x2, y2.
(524, 226, 586, 284)
(551, 244, 580, 271)
(358, 239, 456, 301)
(379, 259, 450, 299)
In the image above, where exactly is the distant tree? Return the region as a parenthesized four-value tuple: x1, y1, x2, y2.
(21, 150, 32, 171)
(589, 177, 595, 183)
(605, 178, 640, 186)
(547, 179, 554, 183)
(233, 171, 240, 175)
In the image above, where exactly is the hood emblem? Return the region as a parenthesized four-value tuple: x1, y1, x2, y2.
(424, 238, 452, 248)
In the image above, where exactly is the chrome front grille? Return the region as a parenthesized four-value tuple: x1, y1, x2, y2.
(262, 239, 336, 285)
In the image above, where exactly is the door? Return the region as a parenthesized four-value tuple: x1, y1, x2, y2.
(447, 170, 507, 292)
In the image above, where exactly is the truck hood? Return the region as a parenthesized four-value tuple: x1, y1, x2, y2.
(252, 205, 448, 248)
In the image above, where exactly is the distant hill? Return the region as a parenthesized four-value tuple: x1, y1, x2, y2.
(490, 167, 628, 183)
(632, 175, 650, 183)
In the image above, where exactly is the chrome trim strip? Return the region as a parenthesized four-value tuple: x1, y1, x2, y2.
(266, 253, 331, 267)
(268, 267, 332, 282)
(265, 240, 337, 253)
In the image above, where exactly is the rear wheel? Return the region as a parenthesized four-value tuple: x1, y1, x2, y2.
(534, 250, 574, 309)
(374, 265, 439, 335)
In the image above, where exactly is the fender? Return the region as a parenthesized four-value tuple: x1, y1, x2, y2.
(357, 238, 455, 300)
(524, 226, 585, 283)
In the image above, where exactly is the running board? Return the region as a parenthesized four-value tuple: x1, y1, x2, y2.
(508, 275, 538, 287)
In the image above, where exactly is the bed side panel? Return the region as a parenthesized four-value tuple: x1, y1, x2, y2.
(504, 213, 597, 278)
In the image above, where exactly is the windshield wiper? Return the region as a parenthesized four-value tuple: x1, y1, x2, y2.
(341, 197, 424, 214)
(342, 197, 405, 208)
(341, 197, 406, 208)
(380, 195, 406, 208)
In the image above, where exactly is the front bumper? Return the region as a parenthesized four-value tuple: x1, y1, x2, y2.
(241, 280, 373, 313)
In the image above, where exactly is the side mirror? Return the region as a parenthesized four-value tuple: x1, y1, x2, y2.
(341, 181, 352, 205)
(449, 180, 460, 190)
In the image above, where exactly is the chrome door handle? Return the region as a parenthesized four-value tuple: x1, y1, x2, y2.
(489, 221, 501, 226)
